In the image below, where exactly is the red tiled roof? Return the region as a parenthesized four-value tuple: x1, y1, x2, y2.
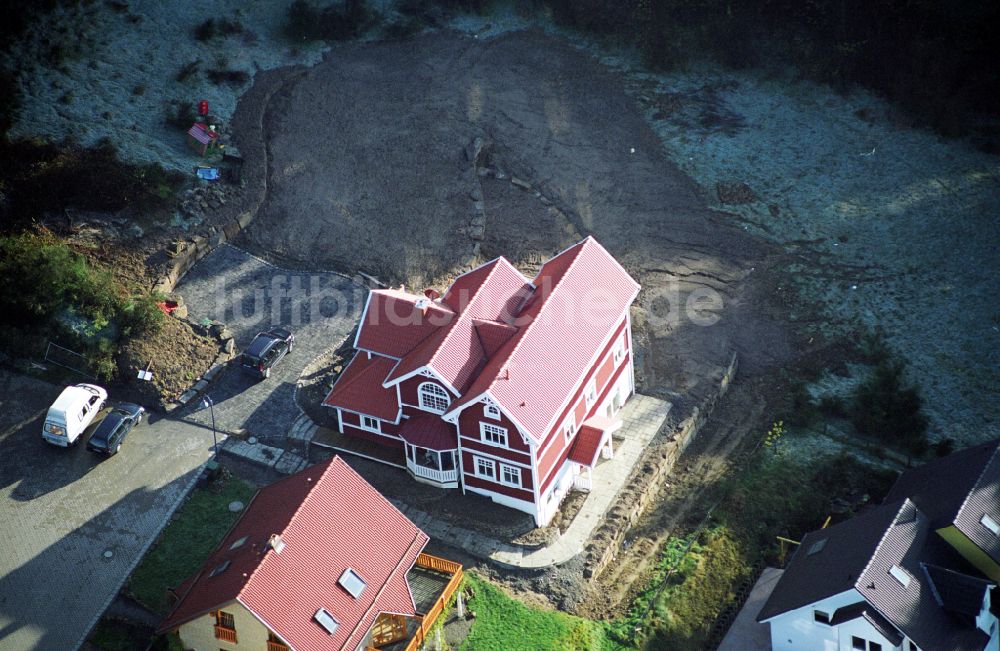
(323, 353, 400, 421)
(158, 457, 429, 651)
(382, 259, 529, 392)
(472, 319, 519, 358)
(187, 123, 218, 145)
(355, 289, 453, 359)
(447, 237, 640, 440)
(398, 412, 458, 450)
(568, 416, 619, 467)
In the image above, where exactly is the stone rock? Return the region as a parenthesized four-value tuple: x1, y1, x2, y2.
(716, 181, 756, 204)
(471, 241, 481, 258)
(468, 225, 485, 241)
(470, 214, 486, 228)
(511, 177, 532, 191)
(172, 303, 189, 318)
(469, 187, 483, 201)
(768, 203, 780, 217)
(224, 338, 236, 355)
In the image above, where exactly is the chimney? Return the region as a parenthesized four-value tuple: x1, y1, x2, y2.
(267, 534, 286, 554)
(414, 298, 429, 315)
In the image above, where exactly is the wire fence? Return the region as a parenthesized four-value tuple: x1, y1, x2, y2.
(43, 341, 94, 378)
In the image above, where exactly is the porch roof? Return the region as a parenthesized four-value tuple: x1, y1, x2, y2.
(398, 412, 457, 451)
(568, 416, 621, 468)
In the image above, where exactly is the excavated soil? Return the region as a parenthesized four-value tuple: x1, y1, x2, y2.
(238, 29, 790, 415)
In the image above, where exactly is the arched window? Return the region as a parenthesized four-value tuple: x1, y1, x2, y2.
(418, 382, 450, 413)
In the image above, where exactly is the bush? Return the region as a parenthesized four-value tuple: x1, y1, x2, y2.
(164, 100, 195, 129)
(174, 60, 201, 83)
(285, 0, 378, 42)
(850, 360, 929, 456)
(206, 69, 250, 86)
(194, 18, 244, 41)
(118, 294, 165, 339)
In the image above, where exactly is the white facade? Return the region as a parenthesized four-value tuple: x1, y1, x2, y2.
(764, 587, 1000, 651)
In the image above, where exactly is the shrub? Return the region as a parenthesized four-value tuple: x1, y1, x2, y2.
(194, 18, 244, 41)
(164, 100, 195, 129)
(850, 360, 929, 456)
(285, 0, 377, 42)
(118, 294, 165, 339)
(206, 69, 250, 86)
(175, 60, 201, 83)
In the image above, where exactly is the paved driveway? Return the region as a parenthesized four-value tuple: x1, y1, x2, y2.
(174, 244, 360, 442)
(0, 371, 213, 651)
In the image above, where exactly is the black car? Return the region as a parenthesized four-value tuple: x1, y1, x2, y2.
(241, 326, 295, 379)
(85, 402, 144, 456)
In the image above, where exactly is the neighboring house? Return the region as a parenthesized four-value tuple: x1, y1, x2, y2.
(157, 456, 462, 651)
(758, 439, 1000, 651)
(323, 236, 640, 526)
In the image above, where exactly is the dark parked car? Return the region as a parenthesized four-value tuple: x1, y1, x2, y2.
(241, 327, 295, 379)
(85, 402, 144, 456)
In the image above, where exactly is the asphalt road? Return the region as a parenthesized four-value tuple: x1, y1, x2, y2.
(0, 246, 359, 651)
(0, 371, 212, 651)
(173, 244, 360, 443)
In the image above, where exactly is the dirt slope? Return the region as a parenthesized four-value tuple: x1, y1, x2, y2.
(238, 29, 788, 408)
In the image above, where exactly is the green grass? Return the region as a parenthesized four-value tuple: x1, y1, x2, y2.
(127, 475, 256, 614)
(615, 446, 898, 649)
(460, 573, 630, 651)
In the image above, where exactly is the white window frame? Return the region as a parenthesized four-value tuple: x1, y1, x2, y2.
(418, 382, 450, 413)
(499, 463, 521, 488)
(480, 422, 508, 447)
(484, 403, 501, 420)
(584, 379, 597, 409)
(563, 420, 576, 444)
(613, 336, 626, 364)
(360, 415, 380, 433)
(473, 456, 495, 480)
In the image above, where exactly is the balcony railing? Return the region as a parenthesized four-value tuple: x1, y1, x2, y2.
(404, 560, 463, 651)
(266, 640, 290, 651)
(214, 625, 237, 643)
(406, 459, 458, 485)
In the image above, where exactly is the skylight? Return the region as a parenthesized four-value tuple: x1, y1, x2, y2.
(981, 513, 1000, 536)
(806, 538, 828, 556)
(208, 560, 231, 577)
(229, 535, 249, 550)
(339, 567, 367, 599)
(314, 607, 339, 635)
(889, 564, 912, 587)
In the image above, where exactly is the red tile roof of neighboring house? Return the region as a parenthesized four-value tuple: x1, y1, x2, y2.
(158, 457, 428, 651)
(568, 416, 618, 468)
(398, 412, 458, 451)
(382, 259, 529, 392)
(355, 288, 454, 359)
(323, 353, 400, 421)
(447, 237, 640, 440)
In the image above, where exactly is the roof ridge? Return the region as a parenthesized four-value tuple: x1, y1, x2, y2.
(953, 440, 1000, 525)
(425, 257, 513, 370)
(236, 458, 338, 602)
(856, 499, 915, 594)
(480, 239, 590, 407)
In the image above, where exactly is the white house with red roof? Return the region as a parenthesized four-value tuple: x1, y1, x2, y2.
(157, 456, 462, 651)
(323, 237, 640, 526)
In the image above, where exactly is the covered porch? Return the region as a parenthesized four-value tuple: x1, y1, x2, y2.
(399, 413, 460, 488)
(568, 415, 621, 492)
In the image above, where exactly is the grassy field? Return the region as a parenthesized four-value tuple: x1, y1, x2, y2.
(127, 473, 256, 614)
(460, 573, 630, 651)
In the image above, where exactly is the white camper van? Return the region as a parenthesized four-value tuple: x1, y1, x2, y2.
(42, 383, 108, 447)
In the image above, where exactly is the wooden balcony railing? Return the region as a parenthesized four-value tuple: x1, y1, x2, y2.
(415, 553, 462, 575)
(214, 625, 237, 643)
(404, 563, 463, 651)
(266, 641, 290, 651)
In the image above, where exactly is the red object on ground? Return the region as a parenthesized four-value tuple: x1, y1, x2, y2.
(156, 301, 178, 315)
(198, 99, 209, 116)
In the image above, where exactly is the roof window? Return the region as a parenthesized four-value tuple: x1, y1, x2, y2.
(339, 567, 367, 598)
(314, 607, 339, 635)
(208, 560, 231, 577)
(806, 538, 828, 556)
(889, 564, 912, 587)
(229, 535, 249, 550)
(981, 513, 1000, 536)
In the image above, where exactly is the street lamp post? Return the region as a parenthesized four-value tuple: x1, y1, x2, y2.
(202, 395, 218, 460)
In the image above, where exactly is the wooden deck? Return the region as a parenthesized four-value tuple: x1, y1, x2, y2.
(311, 427, 406, 468)
(367, 553, 463, 651)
